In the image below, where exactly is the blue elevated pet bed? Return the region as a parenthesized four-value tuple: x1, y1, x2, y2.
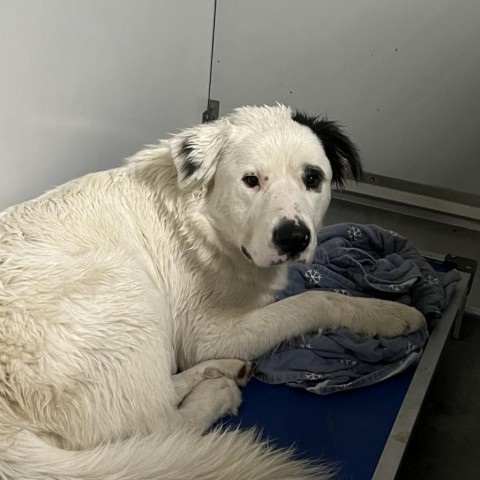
(220, 226, 473, 480)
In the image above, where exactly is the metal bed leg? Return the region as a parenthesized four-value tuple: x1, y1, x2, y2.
(452, 296, 467, 340)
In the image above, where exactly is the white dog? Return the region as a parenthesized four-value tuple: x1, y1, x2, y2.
(0, 105, 424, 479)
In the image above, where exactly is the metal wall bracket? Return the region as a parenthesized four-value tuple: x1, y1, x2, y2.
(202, 99, 220, 123)
(444, 254, 477, 294)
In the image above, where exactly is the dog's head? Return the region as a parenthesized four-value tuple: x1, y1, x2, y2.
(171, 105, 361, 268)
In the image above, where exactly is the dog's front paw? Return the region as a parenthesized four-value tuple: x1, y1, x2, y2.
(351, 298, 426, 338)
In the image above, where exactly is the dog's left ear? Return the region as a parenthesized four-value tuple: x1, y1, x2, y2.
(171, 119, 231, 190)
(292, 111, 363, 188)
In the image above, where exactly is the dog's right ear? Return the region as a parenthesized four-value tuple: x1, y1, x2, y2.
(171, 119, 231, 190)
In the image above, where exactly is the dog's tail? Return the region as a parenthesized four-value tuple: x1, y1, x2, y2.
(0, 427, 334, 480)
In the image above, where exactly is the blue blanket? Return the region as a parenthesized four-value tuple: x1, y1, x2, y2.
(253, 224, 460, 394)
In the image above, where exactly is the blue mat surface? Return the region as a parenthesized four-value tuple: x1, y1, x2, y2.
(223, 370, 414, 480)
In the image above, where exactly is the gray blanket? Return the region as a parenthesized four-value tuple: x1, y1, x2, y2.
(253, 223, 460, 395)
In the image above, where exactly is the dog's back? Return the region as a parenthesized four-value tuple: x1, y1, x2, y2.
(0, 105, 375, 479)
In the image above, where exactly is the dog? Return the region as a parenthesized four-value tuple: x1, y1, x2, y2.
(0, 105, 425, 479)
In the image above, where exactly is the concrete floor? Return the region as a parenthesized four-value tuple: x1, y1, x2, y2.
(397, 313, 480, 479)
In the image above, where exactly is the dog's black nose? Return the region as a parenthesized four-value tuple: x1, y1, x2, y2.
(273, 220, 311, 257)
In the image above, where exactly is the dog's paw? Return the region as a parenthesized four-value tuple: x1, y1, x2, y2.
(179, 376, 243, 429)
(351, 298, 426, 338)
(198, 376, 242, 417)
(202, 359, 253, 387)
(218, 377, 243, 416)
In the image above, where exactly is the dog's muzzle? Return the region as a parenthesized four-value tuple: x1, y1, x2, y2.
(273, 219, 311, 258)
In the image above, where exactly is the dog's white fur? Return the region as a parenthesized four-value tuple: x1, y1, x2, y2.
(0, 105, 425, 479)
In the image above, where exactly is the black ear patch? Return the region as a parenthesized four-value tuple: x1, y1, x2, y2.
(292, 111, 362, 188)
(179, 139, 200, 179)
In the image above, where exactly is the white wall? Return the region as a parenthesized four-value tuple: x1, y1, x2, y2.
(211, 0, 480, 196)
(0, 0, 214, 210)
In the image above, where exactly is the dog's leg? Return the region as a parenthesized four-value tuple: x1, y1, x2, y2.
(172, 359, 252, 405)
(191, 292, 426, 363)
(177, 376, 242, 432)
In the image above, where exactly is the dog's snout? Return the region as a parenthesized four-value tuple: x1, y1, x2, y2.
(273, 220, 311, 257)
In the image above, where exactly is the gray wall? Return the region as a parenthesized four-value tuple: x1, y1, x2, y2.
(211, 0, 480, 196)
(0, 0, 214, 210)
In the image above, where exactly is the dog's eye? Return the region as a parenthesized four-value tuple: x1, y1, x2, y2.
(303, 167, 324, 190)
(243, 175, 259, 188)
(306, 174, 320, 189)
